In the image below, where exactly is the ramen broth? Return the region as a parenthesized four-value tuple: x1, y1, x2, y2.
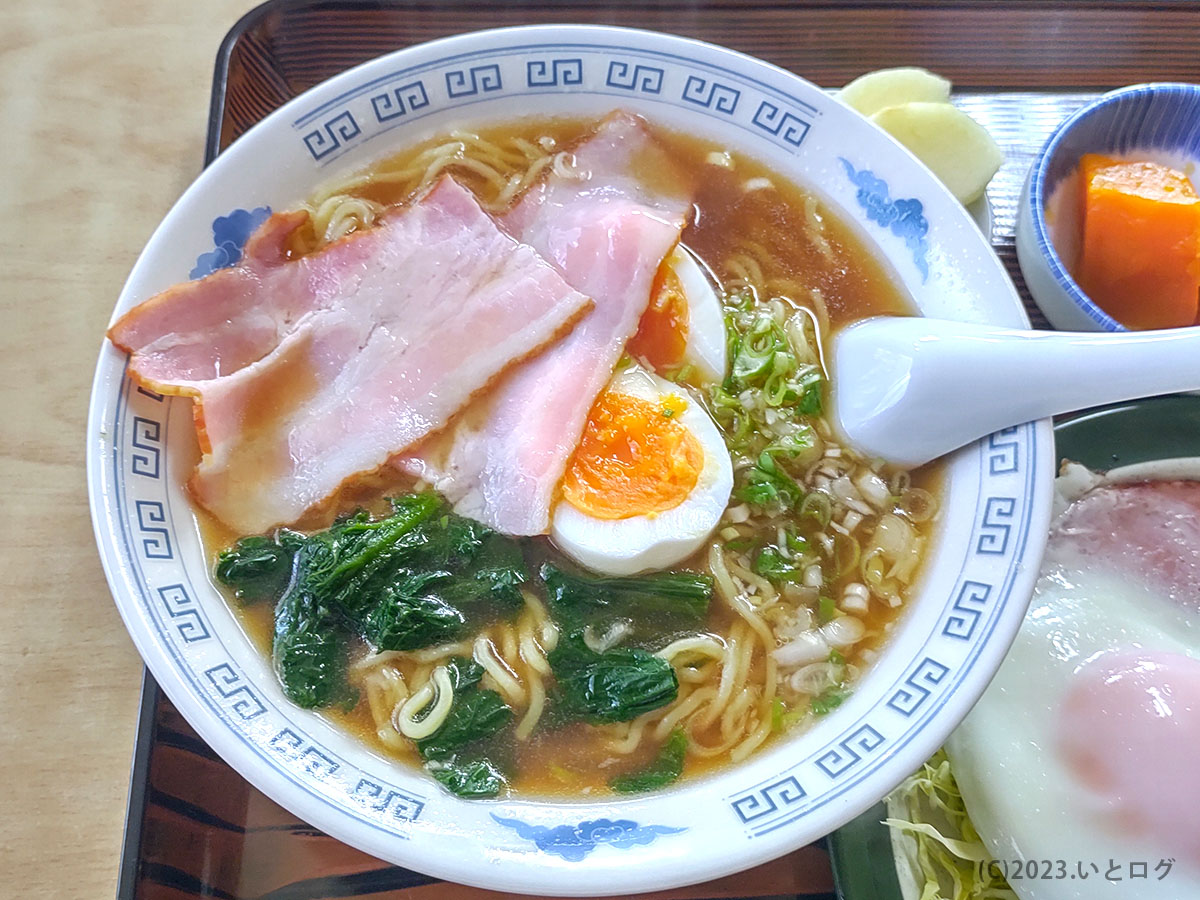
(201, 116, 938, 796)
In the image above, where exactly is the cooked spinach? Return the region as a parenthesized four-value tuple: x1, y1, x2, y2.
(224, 492, 530, 712)
(416, 688, 513, 759)
(444, 655, 484, 692)
(609, 728, 688, 793)
(540, 563, 711, 636)
(301, 493, 443, 616)
(427, 756, 507, 798)
(548, 631, 678, 724)
(357, 577, 466, 651)
(214, 530, 304, 604)
(272, 577, 350, 709)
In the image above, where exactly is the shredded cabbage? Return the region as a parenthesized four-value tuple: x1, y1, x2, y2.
(883, 749, 1018, 900)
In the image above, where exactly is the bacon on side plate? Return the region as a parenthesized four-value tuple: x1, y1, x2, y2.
(401, 113, 692, 536)
(108, 176, 593, 533)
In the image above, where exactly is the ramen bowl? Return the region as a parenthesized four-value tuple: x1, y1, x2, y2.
(88, 25, 1054, 896)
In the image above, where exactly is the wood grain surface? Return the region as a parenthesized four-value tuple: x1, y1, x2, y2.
(5, 2, 1200, 899)
(0, 4, 263, 899)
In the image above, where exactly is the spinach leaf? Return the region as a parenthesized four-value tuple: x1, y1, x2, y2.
(549, 632, 678, 724)
(444, 655, 484, 692)
(609, 728, 687, 793)
(272, 581, 350, 709)
(357, 577, 465, 651)
(303, 493, 443, 616)
(437, 532, 526, 615)
(540, 564, 711, 636)
(427, 756, 507, 798)
(215, 531, 304, 604)
(417, 688, 513, 759)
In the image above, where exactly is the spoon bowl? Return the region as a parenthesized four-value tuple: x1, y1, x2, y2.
(831, 316, 1200, 468)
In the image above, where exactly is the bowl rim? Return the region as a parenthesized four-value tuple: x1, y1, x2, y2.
(1026, 81, 1200, 333)
(87, 21, 1055, 895)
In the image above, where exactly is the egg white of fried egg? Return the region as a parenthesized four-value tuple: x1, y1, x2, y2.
(627, 244, 727, 385)
(550, 363, 732, 576)
(944, 462, 1200, 900)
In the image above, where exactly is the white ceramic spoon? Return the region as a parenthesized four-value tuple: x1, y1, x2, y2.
(831, 317, 1200, 468)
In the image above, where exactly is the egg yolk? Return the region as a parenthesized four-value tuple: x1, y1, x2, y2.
(561, 390, 703, 519)
(627, 261, 689, 371)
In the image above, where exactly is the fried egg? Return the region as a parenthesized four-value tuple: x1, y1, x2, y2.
(550, 363, 733, 575)
(627, 244, 728, 384)
(945, 467, 1200, 900)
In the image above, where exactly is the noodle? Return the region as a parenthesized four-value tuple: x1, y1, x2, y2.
(474, 635, 526, 707)
(396, 665, 454, 740)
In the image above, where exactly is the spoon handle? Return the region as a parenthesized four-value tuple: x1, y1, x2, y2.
(833, 317, 1200, 468)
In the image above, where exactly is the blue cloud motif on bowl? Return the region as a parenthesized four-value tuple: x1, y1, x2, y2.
(839, 158, 930, 281)
(190, 206, 272, 280)
(492, 814, 687, 862)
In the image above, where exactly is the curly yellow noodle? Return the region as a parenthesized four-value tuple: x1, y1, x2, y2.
(606, 715, 651, 755)
(474, 635, 526, 707)
(396, 665, 454, 740)
(515, 674, 546, 741)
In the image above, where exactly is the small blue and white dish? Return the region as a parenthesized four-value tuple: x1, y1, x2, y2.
(1016, 82, 1200, 332)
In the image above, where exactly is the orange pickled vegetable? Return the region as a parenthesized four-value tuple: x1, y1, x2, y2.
(1074, 154, 1200, 330)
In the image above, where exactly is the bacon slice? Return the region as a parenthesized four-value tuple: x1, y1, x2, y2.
(109, 176, 592, 533)
(402, 114, 692, 535)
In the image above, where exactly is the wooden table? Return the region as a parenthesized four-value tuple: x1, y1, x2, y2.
(1, 4, 263, 898)
(4, 2, 1200, 899)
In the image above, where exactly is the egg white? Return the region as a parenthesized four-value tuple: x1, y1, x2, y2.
(550, 364, 733, 576)
(945, 517, 1200, 899)
(663, 244, 727, 385)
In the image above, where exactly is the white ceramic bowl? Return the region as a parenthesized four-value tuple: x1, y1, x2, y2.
(1016, 83, 1200, 332)
(88, 25, 1054, 896)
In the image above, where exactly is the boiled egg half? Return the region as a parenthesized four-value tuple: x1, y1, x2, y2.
(550, 363, 733, 576)
(627, 244, 728, 384)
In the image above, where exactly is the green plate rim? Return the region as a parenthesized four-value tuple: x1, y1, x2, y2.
(828, 394, 1200, 900)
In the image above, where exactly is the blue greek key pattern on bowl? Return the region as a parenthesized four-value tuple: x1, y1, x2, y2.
(270, 728, 340, 779)
(353, 778, 426, 823)
(752, 100, 809, 146)
(370, 81, 430, 122)
(134, 500, 172, 559)
(605, 60, 664, 93)
(289, 44, 827, 165)
(681, 75, 740, 114)
(158, 584, 210, 643)
(887, 656, 951, 717)
(943, 580, 992, 641)
(446, 63, 503, 98)
(730, 775, 807, 823)
(303, 110, 362, 161)
(130, 416, 162, 479)
(987, 427, 1021, 474)
(814, 724, 887, 779)
(492, 814, 686, 861)
(205, 662, 266, 719)
(839, 157, 930, 281)
(976, 496, 1016, 555)
(527, 58, 583, 87)
(136, 385, 163, 402)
